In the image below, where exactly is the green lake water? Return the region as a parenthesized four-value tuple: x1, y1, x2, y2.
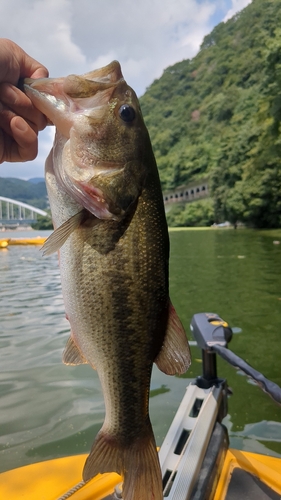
(0, 227, 281, 473)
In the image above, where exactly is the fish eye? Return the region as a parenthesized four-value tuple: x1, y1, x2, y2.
(119, 104, 136, 123)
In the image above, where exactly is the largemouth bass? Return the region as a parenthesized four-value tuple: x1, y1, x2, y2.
(24, 62, 191, 500)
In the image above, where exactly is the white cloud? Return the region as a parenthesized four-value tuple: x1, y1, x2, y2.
(0, 0, 86, 75)
(0, 0, 252, 179)
(224, 0, 252, 22)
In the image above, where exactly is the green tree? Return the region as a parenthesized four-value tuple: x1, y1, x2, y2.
(140, 0, 281, 227)
(166, 199, 215, 227)
(31, 213, 53, 230)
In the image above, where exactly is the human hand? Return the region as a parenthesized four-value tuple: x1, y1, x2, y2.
(0, 38, 49, 163)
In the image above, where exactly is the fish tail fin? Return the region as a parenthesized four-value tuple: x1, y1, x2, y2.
(83, 421, 163, 500)
(122, 430, 162, 500)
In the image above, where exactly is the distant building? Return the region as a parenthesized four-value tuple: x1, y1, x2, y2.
(163, 178, 209, 205)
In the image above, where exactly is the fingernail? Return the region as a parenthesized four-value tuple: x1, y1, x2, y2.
(32, 68, 49, 79)
(14, 117, 29, 132)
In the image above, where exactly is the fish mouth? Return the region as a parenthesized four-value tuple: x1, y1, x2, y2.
(24, 62, 131, 221)
(23, 61, 124, 137)
(24, 76, 71, 134)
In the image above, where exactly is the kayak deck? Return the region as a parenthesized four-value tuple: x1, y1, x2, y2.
(1, 449, 280, 500)
(0, 454, 120, 500)
(2, 313, 281, 499)
(214, 449, 281, 500)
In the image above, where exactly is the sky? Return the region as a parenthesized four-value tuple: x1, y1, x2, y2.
(0, 0, 252, 180)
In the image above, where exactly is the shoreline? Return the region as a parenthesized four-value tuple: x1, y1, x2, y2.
(0, 226, 33, 232)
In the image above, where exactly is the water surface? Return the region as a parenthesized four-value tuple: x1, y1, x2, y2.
(0, 228, 281, 473)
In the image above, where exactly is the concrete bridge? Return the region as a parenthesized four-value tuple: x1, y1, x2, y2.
(163, 178, 209, 206)
(0, 196, 48, 229)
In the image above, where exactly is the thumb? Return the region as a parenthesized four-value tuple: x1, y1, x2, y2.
(19, 49, 49, 80)
(30, 67, 49, 79)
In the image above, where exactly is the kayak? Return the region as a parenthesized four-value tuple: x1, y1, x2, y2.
(0, 455, 121, 500)
(0, 447, 280, 500)
(1, 312, 280, 499)
(1, 382, 280, 500)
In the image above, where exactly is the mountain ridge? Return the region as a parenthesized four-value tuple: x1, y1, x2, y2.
(140, 0, 281, 227)
(0, 177, 48, 210)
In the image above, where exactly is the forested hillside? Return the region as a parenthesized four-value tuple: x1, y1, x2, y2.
(0, 177, 48, 209)
(140, 0, 281, 227)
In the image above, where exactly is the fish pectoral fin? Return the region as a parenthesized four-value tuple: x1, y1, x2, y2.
(63, 335, 89, 366)
(41, 209, 98, 256)
(83, 420, 162, 500)
(155, 300, 191, 375)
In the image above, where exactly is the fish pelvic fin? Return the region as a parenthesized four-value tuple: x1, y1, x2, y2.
(62, 335, 89, 366)
(83, 421, 163, 500)
(41, 209, 99, 256)
(155, 300, 191, 375)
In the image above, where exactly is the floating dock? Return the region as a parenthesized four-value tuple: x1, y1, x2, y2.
(0, 237, 47, 247)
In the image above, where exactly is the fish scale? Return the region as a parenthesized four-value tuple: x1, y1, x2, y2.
(24, 61, 191, 500)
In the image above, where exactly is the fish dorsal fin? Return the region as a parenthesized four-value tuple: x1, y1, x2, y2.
(155, 301, 191, 375)
(63, 335, 89, 366)
(41, 209, 92, 256)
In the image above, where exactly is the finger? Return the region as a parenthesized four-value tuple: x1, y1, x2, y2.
(0, 123, 38, 163)
(0, 82, 47, 131)
(0, 105, 38, 136)
(30, 67, 49, 79)
(9, 116, 38, 162)
(0, 38, 48, 85)
(18, 48, 49, 80)
(0, 107, 38, 162)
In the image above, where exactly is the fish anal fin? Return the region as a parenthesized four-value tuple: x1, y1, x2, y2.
(41, 209, 98, 256)
(83, 421, 162, 500)
(155, 300, 191, 375)
(63, 335, 89, 366)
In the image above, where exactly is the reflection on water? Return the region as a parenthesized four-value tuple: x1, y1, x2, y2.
(0, 228, 281, 473)
(169, 228, 281, 458)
